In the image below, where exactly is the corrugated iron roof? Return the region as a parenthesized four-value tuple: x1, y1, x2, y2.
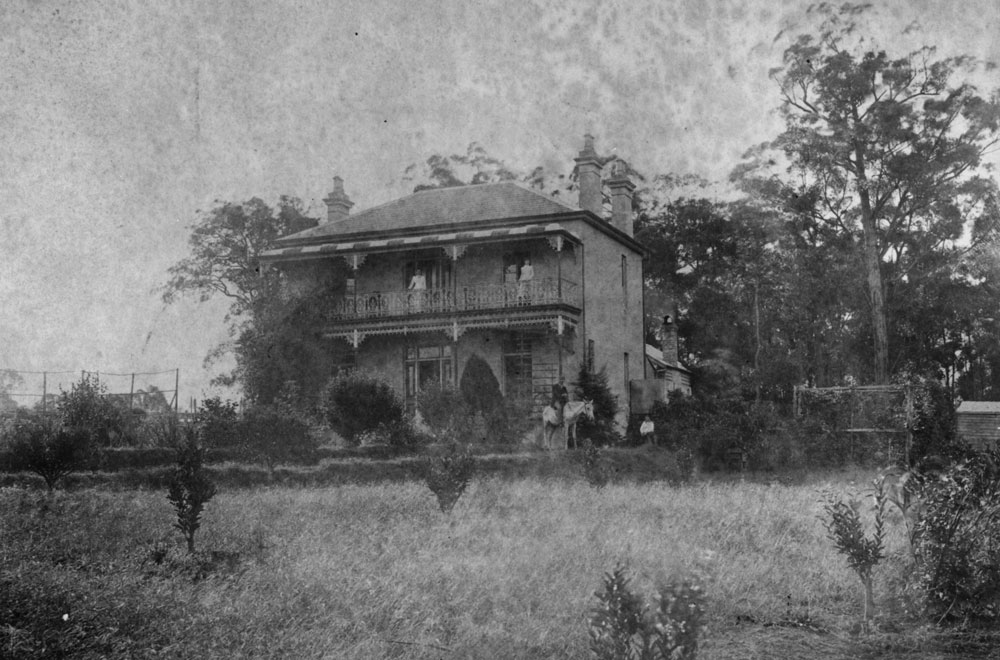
(957, 401, 1000, 413)
(644, 344, 692, 374)
(283, 181, 579, 242)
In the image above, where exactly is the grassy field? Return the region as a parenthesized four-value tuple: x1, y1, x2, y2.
(2, 459, 997, 659)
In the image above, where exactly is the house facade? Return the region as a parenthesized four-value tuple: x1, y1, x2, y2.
(259, 136, 647, 426)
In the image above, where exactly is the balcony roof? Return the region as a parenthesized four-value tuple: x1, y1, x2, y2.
(259, 222, 581, 263)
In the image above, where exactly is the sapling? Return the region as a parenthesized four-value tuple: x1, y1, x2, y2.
(822, 481, 887, 632)
(8, 417, 90, 491)
(167, 429, 217, 553)
(425, 443, 475, 514)
(581, 440, 609, 489)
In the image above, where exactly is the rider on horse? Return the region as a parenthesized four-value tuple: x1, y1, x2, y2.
(551, 376, 568, 426)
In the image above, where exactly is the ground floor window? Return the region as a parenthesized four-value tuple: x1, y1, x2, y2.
(405, 344, 454, 400)
(503, 333, 533, 400)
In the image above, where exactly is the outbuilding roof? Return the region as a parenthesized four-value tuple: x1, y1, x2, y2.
(957, 401, 1000, 414)
(283, 181, 580, 242)
(644, 344, 692, 374)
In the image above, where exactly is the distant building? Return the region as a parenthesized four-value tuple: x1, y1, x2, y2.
(631, 314, 692, 415)
(956, 401, 1000, 451)
(260, 136, 649, 426)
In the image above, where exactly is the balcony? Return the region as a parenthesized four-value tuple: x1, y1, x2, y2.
(330, 278, 579, 321)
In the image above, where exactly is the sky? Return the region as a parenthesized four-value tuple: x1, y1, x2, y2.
(2, 0, 998, 407)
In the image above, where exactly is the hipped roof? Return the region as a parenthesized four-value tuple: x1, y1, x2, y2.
(284, 181, 580, 242)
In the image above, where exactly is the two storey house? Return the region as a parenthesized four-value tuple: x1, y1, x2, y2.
(259, 136, 647, 426)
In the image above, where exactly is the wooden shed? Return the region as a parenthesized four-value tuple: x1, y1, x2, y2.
(956, 401, 1000, 451)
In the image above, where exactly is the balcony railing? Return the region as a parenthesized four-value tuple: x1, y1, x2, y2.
(330, 278, 579, 320)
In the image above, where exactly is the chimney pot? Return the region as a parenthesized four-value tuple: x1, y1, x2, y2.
(608, 159, 636, 237)
(323, 175, 354, 224)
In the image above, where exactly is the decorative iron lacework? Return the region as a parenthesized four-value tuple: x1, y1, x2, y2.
(326, 314, 578, 347)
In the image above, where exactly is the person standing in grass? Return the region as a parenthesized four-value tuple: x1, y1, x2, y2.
(640, 415, 655, 444)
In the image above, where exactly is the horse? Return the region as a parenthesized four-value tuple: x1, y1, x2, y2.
(541, 399, 595, 449)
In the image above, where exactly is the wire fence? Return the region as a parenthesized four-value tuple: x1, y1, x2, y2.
(0, 368, 181, 414)
(793, 384, 914, 464)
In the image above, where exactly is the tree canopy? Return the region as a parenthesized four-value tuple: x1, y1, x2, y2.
(162, 196, 317, 319)
(735, 3, 1000, 383)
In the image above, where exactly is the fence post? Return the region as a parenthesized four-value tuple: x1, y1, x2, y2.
(42, 371, 47, 414)
(129, 373, 135, 410)
(174, 369, 180, 414)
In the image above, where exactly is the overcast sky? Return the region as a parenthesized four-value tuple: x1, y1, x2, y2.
(2, 0, 998, 406)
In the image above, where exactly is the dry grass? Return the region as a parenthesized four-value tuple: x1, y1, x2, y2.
(0, 467, 993, 659)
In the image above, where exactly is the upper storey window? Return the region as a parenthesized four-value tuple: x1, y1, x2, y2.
(404, 258, 452, 290)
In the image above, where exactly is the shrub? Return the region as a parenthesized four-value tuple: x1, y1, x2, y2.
(649, 393, 779, 471)
(575, 364, 621, 446)
(821, 482, 887, 632)
(417, 383, 476, 441)
(420, 379, 531, 446)
(167, 429, 217, 553)
(7, 415, 91, 491)
(908, 377, 960, 466)
(322, 371, 405, 445)
(425, 443, 475, 514)
(589, 564, 705, 660)
(195, 397, 241, 447)
(911, 449, 1000, 623)
(57, 374, 127, 447)
(459, 353, 502, 415)
(238, 405, 319, 477)
(135, 413, 186, 448)
(483, 398, 534, 445)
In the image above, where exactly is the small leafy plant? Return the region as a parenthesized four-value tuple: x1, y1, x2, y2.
(581, 440, 609, 489)
(167, 429, 217, 553)
(589, 564, 705, 660)
(821, 481, 886, 632)
(425, 443, 475, 514)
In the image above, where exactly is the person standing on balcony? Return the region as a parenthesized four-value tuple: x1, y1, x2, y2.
(408, 268, 426, 312)
(517, 257, 533, 304)
(505, 262, 518, 284)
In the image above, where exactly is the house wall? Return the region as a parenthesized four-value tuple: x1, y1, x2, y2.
(350, 241, 572, 293)
(353, 327, 564, 415)
(564, 219, 645, 427)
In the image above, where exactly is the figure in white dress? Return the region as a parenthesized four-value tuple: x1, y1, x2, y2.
(517, 258, 533, 303)
(408, 268, 426, 311)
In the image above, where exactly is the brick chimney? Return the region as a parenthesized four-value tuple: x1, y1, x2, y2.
(322, 176, 354, 224)
(661, 312, 679, 368)
(608, 160, 635, 237)
(574, 134, 603, 216)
